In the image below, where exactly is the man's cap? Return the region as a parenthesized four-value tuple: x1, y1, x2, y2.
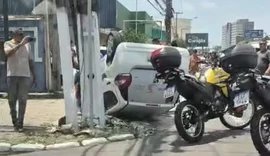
(11, 28, 23, 36)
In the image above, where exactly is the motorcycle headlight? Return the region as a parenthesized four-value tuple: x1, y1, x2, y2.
(199, 75, 206, 83)
(195, 72, 201, 79)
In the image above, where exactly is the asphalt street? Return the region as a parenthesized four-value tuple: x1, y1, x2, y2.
(13, 113, 259, 156)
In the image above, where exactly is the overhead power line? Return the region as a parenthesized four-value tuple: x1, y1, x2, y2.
(147, 0, 164, 16)
(154, 0, 165, 12)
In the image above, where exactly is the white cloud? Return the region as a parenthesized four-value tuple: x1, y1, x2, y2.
(200, 0, 217, 9)
(182, 2, 195, 12)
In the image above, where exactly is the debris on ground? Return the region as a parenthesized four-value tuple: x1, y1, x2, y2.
(0, 115, 157, 145)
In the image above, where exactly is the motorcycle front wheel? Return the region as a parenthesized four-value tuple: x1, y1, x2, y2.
(250, 108, 270, 156)
(174, 100, 205, 143)
(220, 98, 255, 130)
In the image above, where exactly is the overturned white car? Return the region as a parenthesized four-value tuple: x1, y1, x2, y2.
(102, 32, 190, 118)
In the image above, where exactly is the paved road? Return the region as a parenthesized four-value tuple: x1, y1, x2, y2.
(13, 114, 259, 156)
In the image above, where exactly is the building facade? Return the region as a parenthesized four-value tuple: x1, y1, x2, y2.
(116, 2, 166, 42)
(171, 18, 192, 40)
(222, 23, 232, 49)
(222, 19, 254, 49)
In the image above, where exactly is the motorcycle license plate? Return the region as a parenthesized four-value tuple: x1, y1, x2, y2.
(233, 90, 249, 108)
(164, 86, 175, 99)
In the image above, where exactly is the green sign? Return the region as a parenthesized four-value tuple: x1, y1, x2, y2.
(186, 33, 209, 47)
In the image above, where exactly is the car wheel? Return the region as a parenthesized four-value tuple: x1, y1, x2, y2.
(106, 31, 124, 66)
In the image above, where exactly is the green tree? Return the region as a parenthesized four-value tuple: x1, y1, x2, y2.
(122, 29, 148, 43)
(264, 36, 270, 40)
(175, 38, 187, 48)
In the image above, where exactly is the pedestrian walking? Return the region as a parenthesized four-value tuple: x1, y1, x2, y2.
(256, 39, 270, 75)
(3, 28, 36, 132)
(189, 49, 200, 74)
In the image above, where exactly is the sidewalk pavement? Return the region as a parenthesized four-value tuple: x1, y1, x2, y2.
(0, 92, 63, 99)
(0, 99, 64, 126)
(12, 118, 259, 156)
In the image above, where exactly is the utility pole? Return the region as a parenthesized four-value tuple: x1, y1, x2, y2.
(3, 0, 9, 40)
(165, 0, 173, 44)
(87, 0, 95, 128)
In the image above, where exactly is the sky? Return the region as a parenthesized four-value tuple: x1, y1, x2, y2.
(118, 0, 270, 46)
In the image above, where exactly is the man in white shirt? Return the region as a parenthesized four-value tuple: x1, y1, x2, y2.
(4, 29, 36, 132)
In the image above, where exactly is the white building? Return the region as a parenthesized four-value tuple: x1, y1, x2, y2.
(222, 19, 254, 49)
(157, 18, 192, 41)
(222, 23, 232, 49)
(172, 18, 192, 40)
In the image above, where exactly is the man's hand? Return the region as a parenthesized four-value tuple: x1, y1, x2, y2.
(20, 36, 31, 45)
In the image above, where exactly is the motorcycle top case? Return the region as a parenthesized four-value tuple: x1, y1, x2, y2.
(220, 45, 257, 74)
(150, 47, 181, 73)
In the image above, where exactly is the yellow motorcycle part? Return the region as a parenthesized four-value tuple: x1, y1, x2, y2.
(204, 67, 230, 96)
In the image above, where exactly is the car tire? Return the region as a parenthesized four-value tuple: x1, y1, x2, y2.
(106, 31, 124, 66)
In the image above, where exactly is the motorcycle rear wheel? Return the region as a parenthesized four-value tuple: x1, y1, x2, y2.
(220, 98, 255, 130)
(174, 100, 205, 143)
(250, 108, 270, 156)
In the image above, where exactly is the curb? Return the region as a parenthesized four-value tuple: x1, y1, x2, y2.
(0, 134, 135, 153)
(0, 92, 63, 99)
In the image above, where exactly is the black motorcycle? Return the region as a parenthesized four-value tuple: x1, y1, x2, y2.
(249, 74, 270, 156)
(150, 45, 257, 143)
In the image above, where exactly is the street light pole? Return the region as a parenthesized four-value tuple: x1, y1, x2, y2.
(135, 0, 138, 33)
(3, 0, 9, 41)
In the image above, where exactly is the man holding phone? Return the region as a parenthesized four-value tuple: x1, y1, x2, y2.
(4, 28, 36, 132)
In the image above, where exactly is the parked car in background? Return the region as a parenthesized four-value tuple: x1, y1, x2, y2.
(102, 32, 190, 118)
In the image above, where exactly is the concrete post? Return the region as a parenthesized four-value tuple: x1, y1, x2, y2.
(56, 7, 78, 131)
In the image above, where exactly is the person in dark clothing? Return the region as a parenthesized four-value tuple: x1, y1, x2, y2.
(152, 38, 160, 45)
(71, 47, 81, 111)
(256, 39, 270, 75)
(171, 40, 177, 47)
(74, 70, 81, 109)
